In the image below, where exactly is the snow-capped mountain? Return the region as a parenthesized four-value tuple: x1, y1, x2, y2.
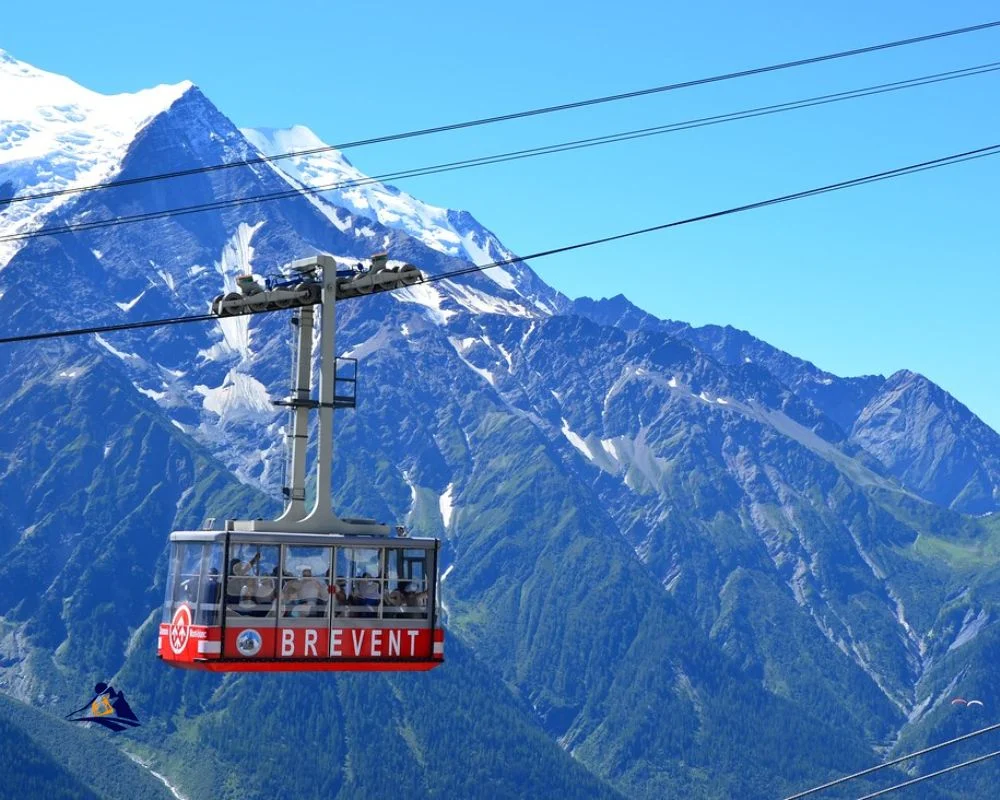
(0, 49, 192, 265)
(0, 48, 565, 493)
(2, 50, 1000, 799)
(241, 124, 565, 315)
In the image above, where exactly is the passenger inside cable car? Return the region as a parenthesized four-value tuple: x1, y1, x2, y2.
(160, 532, 443, 672)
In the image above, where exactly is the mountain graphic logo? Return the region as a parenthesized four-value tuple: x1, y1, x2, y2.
(66, 682, 141, 732)
(236, 629, 262, 656)
(169, 604, 192, 654)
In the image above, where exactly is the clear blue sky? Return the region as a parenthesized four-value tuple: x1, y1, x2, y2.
(4, 1, 999, 426)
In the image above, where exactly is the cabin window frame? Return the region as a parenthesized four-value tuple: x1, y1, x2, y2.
(279, 544, 334, 624)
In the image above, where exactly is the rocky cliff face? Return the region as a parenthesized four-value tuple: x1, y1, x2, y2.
(850, 369, 1000, 513)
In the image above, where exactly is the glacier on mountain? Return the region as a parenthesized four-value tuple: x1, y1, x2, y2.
(0, 49, 192, 266)
(241, 124, 560, 313)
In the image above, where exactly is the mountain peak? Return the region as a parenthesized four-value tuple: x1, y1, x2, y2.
(242, 123, 568, 316)
(851, 367, 1000, 512)
(0, 48, 193, 107)
(247, 123, 330, 150)
(569, 293, 668, 333)
(0, 51, 195, 266)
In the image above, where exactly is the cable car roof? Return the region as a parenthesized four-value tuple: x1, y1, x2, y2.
(169, 529, 438, 548)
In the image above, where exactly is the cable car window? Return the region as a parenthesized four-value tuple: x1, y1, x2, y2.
(280, 545, 331, 620)
(330, 547, 348, 617)
(384, 548, 429, 619)
(198, 542, 224, 625)
(163, 544, 184, 623)
(337, 547, 382, 618)
(226, 543, 279, 618)
(177, 543, 205, 609)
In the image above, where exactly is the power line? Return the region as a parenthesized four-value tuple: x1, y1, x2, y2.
(856, 748, 1000, 800)
(2, 61, 997, 246)
(411, 144, 1000, 288)
(2, 19, 998, 208)
(1, 143, 996, 347)
(782, 721, 1000, 799)
(0, 312, 220, 345)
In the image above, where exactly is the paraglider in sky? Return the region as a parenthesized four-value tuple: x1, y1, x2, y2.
(951, 697, 968, 706)
(967, 700, 985, 708)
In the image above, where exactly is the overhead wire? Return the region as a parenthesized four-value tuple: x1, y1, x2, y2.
(1, 19, 998, 208)
(0, 311, 220, 345)
(2, 61, 998, 245)
(856, 748, 1000, 800)
(782, 720, 1000, 799)
(408, 143, 1000, 288)
(1, 142, 997, 347)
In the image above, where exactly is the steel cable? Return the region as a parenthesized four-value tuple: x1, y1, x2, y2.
(1, 19, 998, 208)
(782, 721, 1000, 799)
(2, 61, 997, 245)
(856, 748, 1000, 799)
(1, 143, 996, 347)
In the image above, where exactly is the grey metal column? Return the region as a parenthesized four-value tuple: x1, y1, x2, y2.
(303, 257, 338, 528)
(276, 306, 314, 523)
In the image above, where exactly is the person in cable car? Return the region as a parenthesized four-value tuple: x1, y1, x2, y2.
(385, 583, 407, 608)
(232, 550, 260, 576)
(331, 578, 348, 616)
(298, 568, 325, 616)
(353, 572, 381, 617)
(255, 570, 277, 616)
(238, 584, 256, 614)
(201, 568, 221, 625)
(284, 568, 325, 618)
(227, 551, 260, 611)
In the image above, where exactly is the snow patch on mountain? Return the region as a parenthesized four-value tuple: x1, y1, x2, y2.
(195, 371, 273, 420)
(94, 334, 143, 363)
(457, 229, 516, 291)
(115, 290, 146, 313)
(446, 281, 538, 318)
(561, 418, 595, 461)
(241, 125, 469, 258)
(135, 384, 168, 402)
(449, 337, 496, 387)
(394, 284, 457, 325)
(241, 124, 567, 316)
(496, 342, 514, 371)
(208, 222, 265, 363)
(343, 327, 394, 360)
(439, 483, 455, 529)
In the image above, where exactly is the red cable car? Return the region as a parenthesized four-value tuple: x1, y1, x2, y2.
(158, 255, 444, 672)
(159, 531, 443, 671)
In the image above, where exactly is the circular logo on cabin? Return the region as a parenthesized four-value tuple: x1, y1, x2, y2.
(169, 605, 192, 655)
(236, 629, 262, 657)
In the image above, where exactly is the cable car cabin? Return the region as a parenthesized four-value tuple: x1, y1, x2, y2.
(161, 255, 443, 673)
(158, 531, 444, 672)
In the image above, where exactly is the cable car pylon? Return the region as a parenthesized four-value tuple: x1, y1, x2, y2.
(158, 254, 444, 671)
